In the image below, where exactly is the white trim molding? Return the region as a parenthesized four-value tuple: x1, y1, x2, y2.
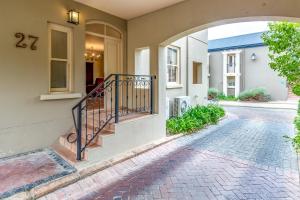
(40, 93, 82, 101)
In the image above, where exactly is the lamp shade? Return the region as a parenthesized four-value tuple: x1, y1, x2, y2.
(68, 10, 79, 25)
(251, 53, 257, 61)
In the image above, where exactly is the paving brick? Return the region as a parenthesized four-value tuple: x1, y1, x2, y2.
(41, 107, 300, 200)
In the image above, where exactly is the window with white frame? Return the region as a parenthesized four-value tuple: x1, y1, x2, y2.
(227, 54, 236, 73)
(48, 23, 73, 92)
(167, 46, 180, 85)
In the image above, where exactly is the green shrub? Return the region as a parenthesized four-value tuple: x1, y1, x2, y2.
(295, 116, 300, 132)
(238, 87, 271, 102)
(292, 85, 300, 96)
(208, 88, 220, 100)
(298, 100, 300, 114)
(286, 100, 300, 151)
(217, 93, 238, 101)
(284, 134, 300, 151)
(166, 105, 225, 134)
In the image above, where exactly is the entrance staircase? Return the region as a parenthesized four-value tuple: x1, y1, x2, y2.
(52, 74, 156, 163)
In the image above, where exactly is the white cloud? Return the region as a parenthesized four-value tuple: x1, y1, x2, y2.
(208, 21, 270, 40)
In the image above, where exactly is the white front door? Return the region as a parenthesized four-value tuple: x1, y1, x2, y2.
(104, 38, 122, 76)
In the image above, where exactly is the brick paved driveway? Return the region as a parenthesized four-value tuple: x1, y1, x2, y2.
(42, 107, 300, 200)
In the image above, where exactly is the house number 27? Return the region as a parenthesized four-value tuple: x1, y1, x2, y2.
(15, 32, 39, 50)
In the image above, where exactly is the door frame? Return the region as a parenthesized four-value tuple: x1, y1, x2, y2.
(85, 21, 123, 77)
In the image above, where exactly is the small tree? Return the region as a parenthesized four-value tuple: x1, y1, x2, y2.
(262, 22, 300, 96)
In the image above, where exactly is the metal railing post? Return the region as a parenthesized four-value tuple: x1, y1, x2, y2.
(115, 74, 120, 123)
(76, 102, 82, 161)
(150, 76, 154, 114)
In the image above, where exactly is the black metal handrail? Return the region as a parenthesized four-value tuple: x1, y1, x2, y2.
(71, 74, 156, 160)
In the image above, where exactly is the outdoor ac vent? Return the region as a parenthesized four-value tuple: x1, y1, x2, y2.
(173, 96, 191, 117)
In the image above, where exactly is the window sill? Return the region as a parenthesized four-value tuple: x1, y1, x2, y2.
(40, 93, 82, 101)
(166, 84, 183, 89)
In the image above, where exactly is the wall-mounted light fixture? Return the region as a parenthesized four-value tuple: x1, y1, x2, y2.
(67, 9, 80, 25)
(251, 53, 257, 61)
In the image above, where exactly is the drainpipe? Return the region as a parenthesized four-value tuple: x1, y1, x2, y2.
(186, 36, 189, 96)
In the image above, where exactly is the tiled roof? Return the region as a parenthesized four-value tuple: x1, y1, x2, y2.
(208, 32, 265, 52)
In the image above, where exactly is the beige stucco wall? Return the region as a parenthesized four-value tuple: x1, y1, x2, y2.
(0, 0, 127, 158)
(209, 46, 288, 100)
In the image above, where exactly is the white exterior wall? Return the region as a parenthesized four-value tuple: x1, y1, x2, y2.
(242, 46, 288, 100)
(209, 46, 288, 100)
(187, 34, 209, 106)
(166, 30, 208, 117)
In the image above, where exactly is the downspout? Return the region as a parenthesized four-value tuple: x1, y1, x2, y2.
(186, 36, 189, 96)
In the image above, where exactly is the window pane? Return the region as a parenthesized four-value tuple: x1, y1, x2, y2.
(51, 60, 67, 89)
(227, 77, 235, 86)
(86, 24, 105, 35)
(51, 30, 67, 59)
(168, 65, 177, 82)
(106, 26, 121, 39)
(167, 48, 178, 65)
(227, 55, 235, 73)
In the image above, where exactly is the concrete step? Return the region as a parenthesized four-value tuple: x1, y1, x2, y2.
(55, 112, 150, 162)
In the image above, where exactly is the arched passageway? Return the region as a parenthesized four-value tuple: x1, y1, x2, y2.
(126, 0, 300, 136)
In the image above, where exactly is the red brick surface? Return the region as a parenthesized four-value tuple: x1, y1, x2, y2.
(40, 108, 300, 200)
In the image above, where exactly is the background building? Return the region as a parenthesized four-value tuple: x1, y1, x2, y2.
(208, 32, 288, 100)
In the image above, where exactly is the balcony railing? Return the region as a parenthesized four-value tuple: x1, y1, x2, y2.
(70, 74, 156, 160)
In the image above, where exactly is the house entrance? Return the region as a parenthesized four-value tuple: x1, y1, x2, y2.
(85, 22, 123, 109)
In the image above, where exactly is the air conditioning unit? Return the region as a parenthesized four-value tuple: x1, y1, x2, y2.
(173, 96, 191, 117)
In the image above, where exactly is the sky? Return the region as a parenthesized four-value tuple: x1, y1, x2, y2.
(208, 21, 270, 40)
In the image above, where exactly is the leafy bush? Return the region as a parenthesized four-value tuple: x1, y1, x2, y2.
(208, 88, 238, 101)
(238, 87, 271, 102)
(166, 105, 225, 134)
(285, 134, 300, 151)
(295, 116, 300, 132)
(208, 88, 220, 100)
(217, 93, 238, 101)
(286, 100, 300, 151)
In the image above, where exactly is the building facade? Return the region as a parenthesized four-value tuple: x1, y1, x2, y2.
(0, 0, 165, 166)
(0, 0, 299, 165)
(166, 30, 209, 118)
(208, 32, 288, 100)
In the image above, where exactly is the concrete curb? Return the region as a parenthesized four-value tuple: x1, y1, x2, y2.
(6, 116, 228, 200)
(220, 102, 297, 110)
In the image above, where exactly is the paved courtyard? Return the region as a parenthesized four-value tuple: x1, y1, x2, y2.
(42, 107, 300, 200)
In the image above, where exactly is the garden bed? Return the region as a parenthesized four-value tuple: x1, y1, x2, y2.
(166, 105, 225, 135)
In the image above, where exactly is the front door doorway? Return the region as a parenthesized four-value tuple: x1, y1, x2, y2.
(85, 22, 123, 109)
